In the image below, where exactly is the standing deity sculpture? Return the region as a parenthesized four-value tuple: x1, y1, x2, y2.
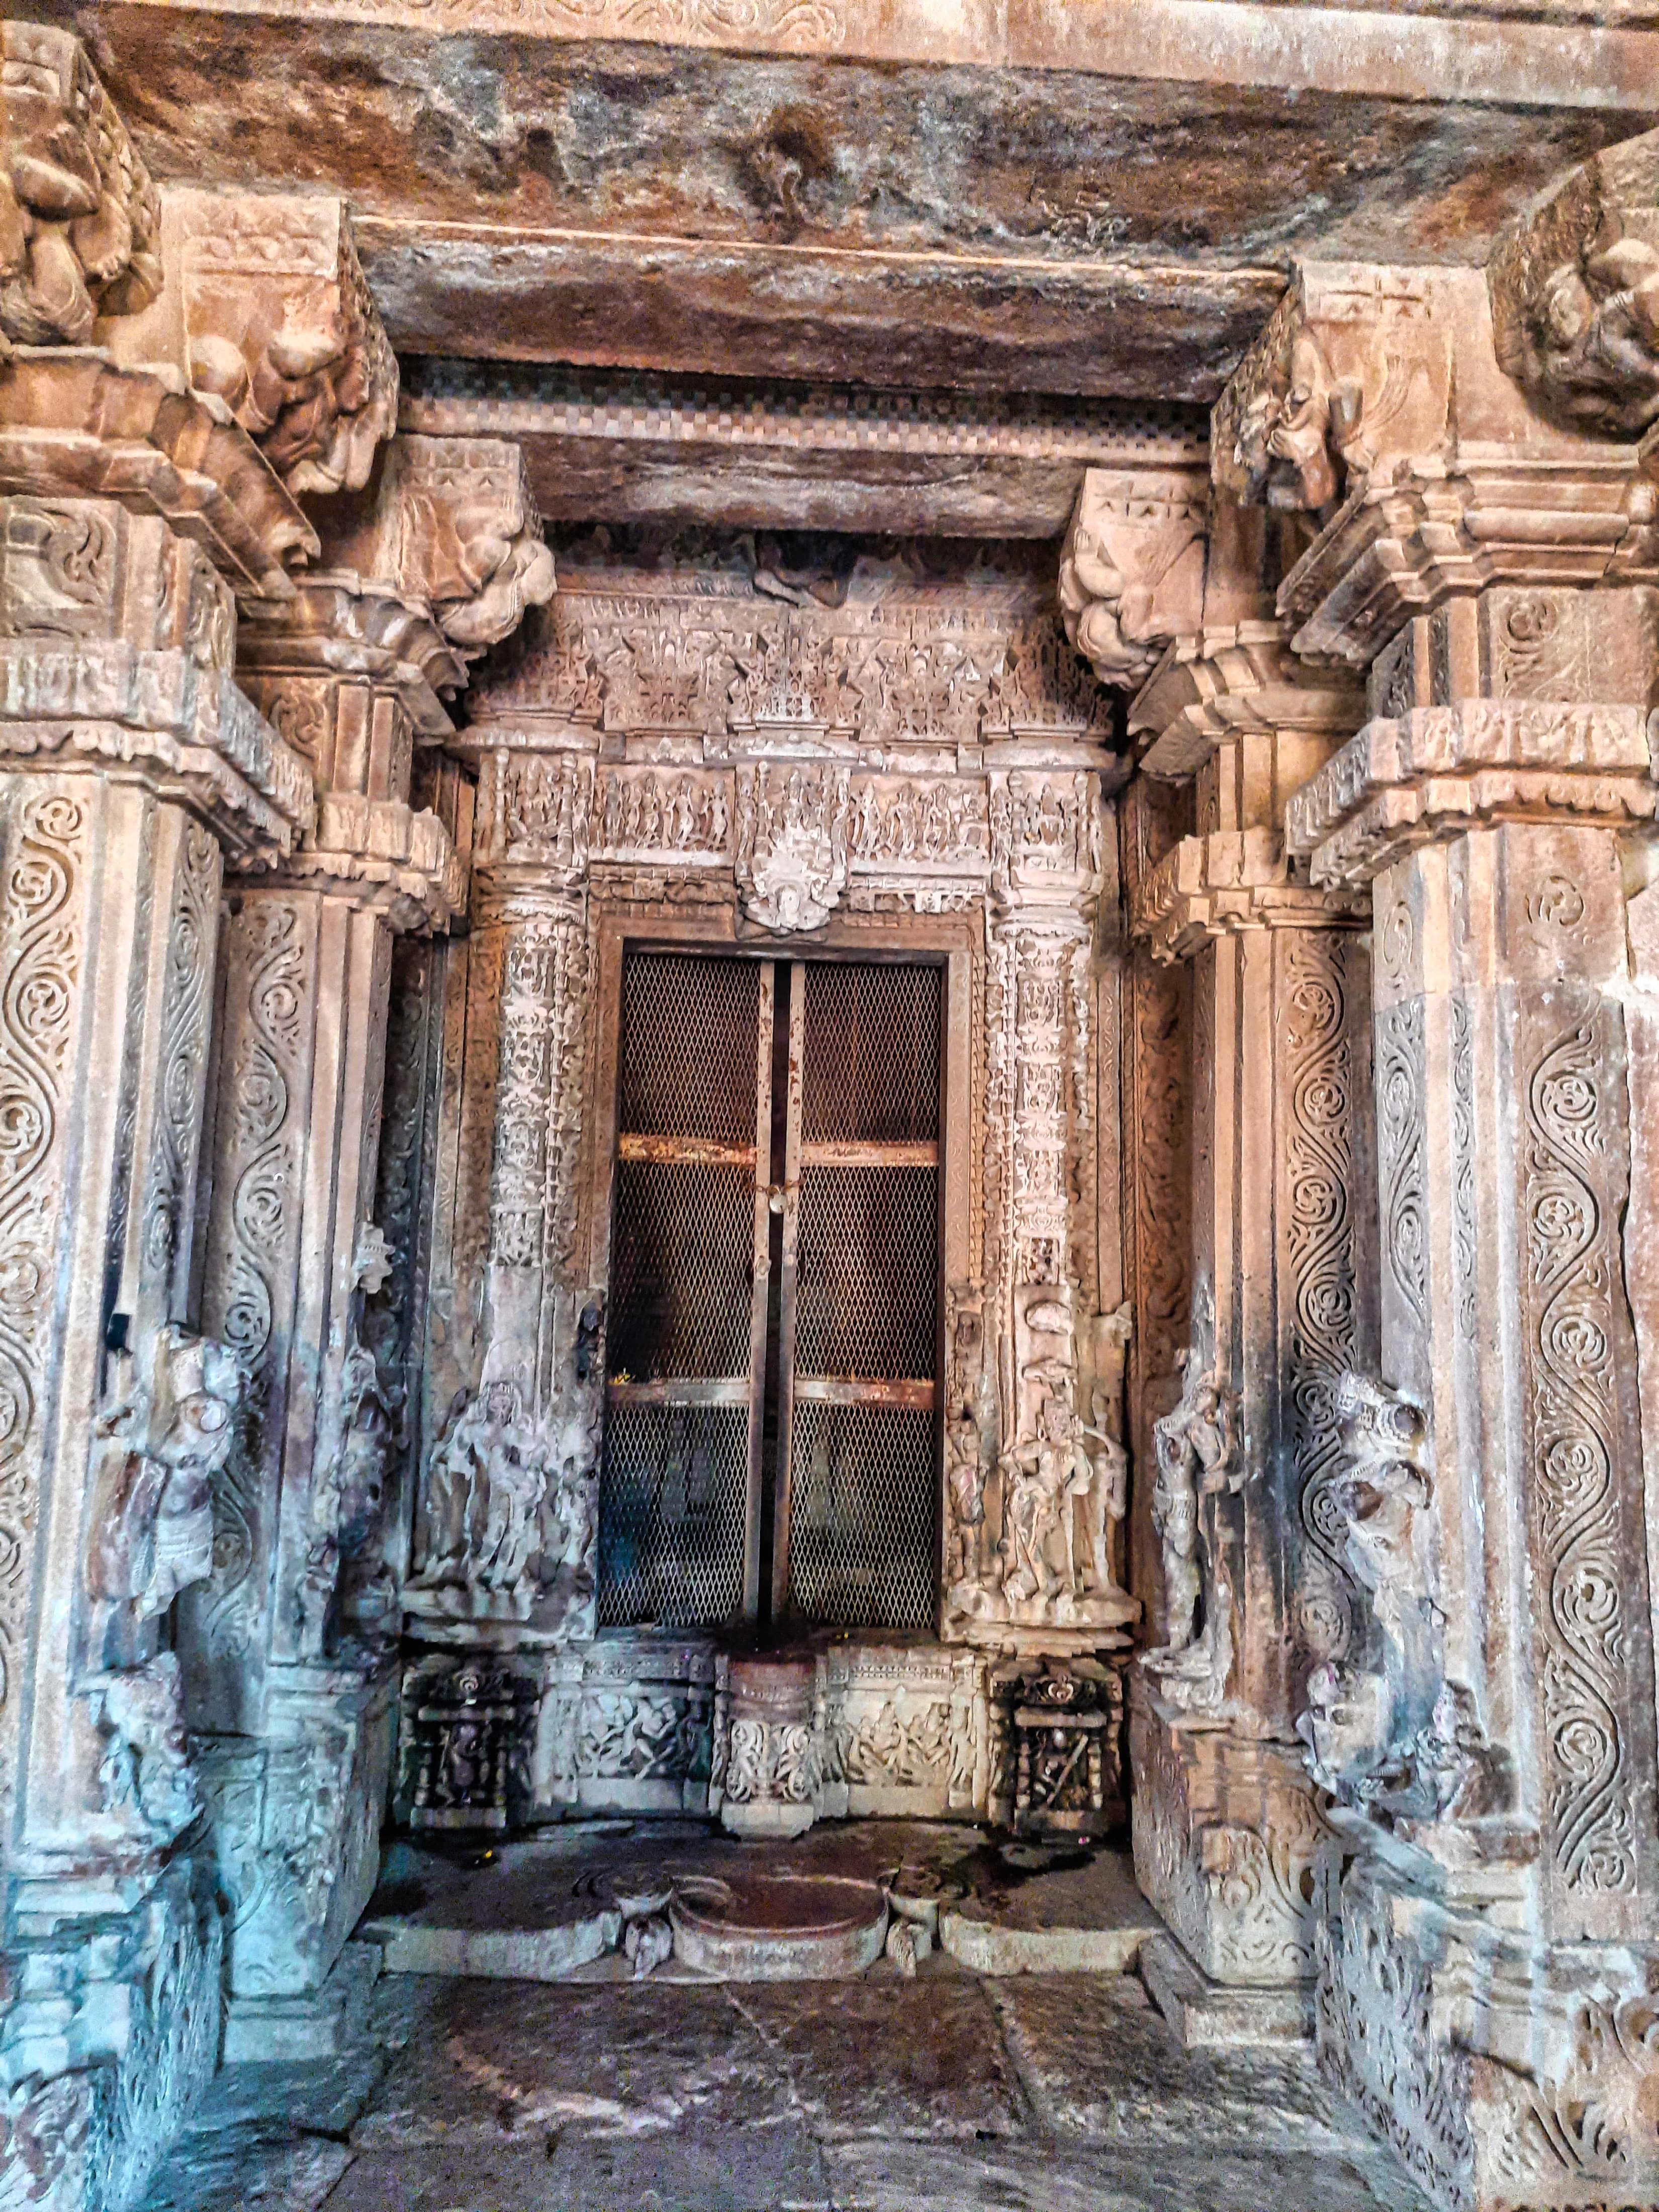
(408, 1378, 598, 1638)
(1142, 1346, 1243, 1713)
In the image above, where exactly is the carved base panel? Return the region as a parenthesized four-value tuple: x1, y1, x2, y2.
(819, 1641, 988, 1821)
(395, 1633, 998, 1832)
(1141, 1930, 1315, 2049)
(1129, 1673, 1328, 1995)
(1316, 1850, 1659, 2212)
(0, 1851, 222, 2212)
(537, 1634, 717, 1817)
(197, 1662, 396, 2002)
(221, 1940, 382, 2067)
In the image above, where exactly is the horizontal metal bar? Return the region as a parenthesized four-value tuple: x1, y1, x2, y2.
(792, 1376, 938, 1410)
(798, 1141, 939, 1169)
(606, 1377, 753, 1407)
(617, 1134, 757, 1167)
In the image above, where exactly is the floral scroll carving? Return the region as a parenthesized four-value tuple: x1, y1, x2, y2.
(1523, 1006, 1635, 1900)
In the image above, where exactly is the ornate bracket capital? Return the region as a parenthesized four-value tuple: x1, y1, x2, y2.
(1214, 263, 1657, 670)
(319, 434, 555, 662)
(1, 23, 161, 354)
(107, 187, 398, 499)
(1489, 128, 1659, 443)
(1284, 700, 1656, 888)
(1058, 466, 1209, 691)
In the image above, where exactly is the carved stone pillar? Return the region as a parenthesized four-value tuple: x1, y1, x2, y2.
(1126, 677, 1375, 2043)
(1218, 175, 1659, 2205)
(0, 38, 314, 2194)
(399, 752, 602, 1824)
(180, 440, 549, 2051)
(944, 768, 1138, 1801)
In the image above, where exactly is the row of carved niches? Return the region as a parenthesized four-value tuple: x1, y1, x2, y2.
(463, 525, 1119, 763)
(394, 1633, 1131, 1837)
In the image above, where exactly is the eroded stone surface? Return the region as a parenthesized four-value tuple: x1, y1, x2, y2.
(731, 1978, 1026, 2140)
(991, 1973, 1361, 2151)
(355, 1981, 789, 2145)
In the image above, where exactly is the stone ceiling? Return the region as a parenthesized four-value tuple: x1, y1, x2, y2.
(42, 0, 1659, 419)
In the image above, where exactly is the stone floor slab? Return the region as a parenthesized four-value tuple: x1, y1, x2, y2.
(353, 1980, 789, 2145)
(323, 2127, 830, 2211)
(821, 2138, 1434, 2211)
(732, 1976, 1026, 2139)
(990, 1973, 1367, 2152)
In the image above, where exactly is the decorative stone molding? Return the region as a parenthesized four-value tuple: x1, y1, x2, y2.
(1284, 699, 1656, 889)
(1, 23, 161, 352)
(1131, 626, 1363, 783)
(1133, 828, 1366, 961)
(280, 792, 467, 930)
(1489, 127, 1659, 442)
(110, 188, 398, 497)
(1058, 466, 1209, 689)
(0, 498, 313, 857)
(0, 352, 318, 595)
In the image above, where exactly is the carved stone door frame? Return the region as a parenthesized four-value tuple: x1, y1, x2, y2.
(579, 890, 982, 1634)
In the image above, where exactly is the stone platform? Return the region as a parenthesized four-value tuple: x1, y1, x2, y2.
(136, 1950, 1436, 2212)
(358, 1819, 1161, 1985)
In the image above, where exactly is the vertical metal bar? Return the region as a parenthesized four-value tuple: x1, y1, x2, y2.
(770, 960, 806, 1620)
(741, 961, 776, 1621)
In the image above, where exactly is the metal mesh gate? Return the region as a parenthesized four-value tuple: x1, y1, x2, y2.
(600, 955, 769, 1630)
(599, 949, 941, 1634)
(779, 961, 941, 1629)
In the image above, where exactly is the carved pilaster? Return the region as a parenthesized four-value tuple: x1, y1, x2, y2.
(947, 769, 1137, 1660)
(1116, 533, 1374, 2033)
(1265, 528, 1659, 2195)
(0, 431, 307, 2212)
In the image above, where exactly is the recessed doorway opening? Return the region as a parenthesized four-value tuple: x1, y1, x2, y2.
(597, 948, 944, 1639)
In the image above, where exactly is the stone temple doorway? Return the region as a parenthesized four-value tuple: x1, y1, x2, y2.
(598, 948, 943, 1642)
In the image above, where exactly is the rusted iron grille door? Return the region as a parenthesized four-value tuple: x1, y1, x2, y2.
(599, 950, 941, 1632)
(775, 960, 941, 1630)
(599, 954, 773, 1628)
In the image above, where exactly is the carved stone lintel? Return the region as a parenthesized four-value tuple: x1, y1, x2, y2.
(1058, 466, 1209, 690)
(1489, 128, 1659, 442)
(1, 23, 161, 352)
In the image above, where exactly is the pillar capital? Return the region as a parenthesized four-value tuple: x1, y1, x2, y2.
(319, 434, 556, 661)
(1488, 127, 1659, 443)
(0, 495, 313, 861)
(1, 22, 161, 353)
(1058, 464, 1210, 690)
(1211, 262, 1656, 669)
(106, 188, 398, 499)
(1131, 828, 1367, 963)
